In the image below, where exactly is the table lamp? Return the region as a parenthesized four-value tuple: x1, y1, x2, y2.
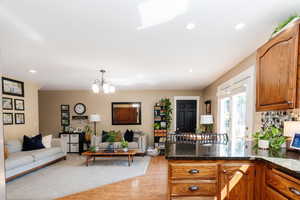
(200, 115, 214, 133)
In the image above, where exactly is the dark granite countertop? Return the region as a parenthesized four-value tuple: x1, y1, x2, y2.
(165, 140, 300, 179)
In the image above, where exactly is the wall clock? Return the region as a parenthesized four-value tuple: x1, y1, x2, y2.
(74, 103, 86, 115)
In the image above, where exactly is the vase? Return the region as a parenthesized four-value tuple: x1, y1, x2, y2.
(123, 147, 128, 152)
(107, 143, 114, 152)
(258, 140, 269, 149)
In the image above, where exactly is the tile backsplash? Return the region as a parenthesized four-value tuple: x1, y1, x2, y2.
(260, 109, 300, 130)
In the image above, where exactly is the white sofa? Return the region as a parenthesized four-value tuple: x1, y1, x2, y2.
(5, 138, 67, 181)
(94, 132, 147, 153)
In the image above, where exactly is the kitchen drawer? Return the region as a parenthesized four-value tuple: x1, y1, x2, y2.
(171, 197, 216, 200)
(169, 163, 217, 179)
(61, 134, 70, 143)
(70, 134, 79, 143)
(170, 180, 217, 197)
(266, 168, 300, 200)
(265, 186, 288, 200)
(70, 143, 79, 152)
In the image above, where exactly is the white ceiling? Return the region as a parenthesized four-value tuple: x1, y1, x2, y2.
(1, 0, 300, 91)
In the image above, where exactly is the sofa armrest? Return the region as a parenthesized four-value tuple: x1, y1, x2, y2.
(52, 138, 67, 155)
(137, 135, 147, 153)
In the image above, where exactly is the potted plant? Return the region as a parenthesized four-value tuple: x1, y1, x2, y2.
(121, 139, 129, 152)
(106, 131, 116, 152)
(84, 125, 93, 142)
(253, 126, 287, 149)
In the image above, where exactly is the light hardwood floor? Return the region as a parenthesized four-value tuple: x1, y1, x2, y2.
(57, 156, 168, 200)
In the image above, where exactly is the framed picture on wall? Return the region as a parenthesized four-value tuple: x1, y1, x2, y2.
(61, 104, 69, 111)
(2, 97, 13, 110)
(14, 99, 25, 111)
(3, 113, 13, 125)
(2, 77, 24, 97)
(15, 113, 25, 124)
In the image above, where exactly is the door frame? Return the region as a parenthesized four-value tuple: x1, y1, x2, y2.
(173, 96, 200, 131)
(217, 66, 255, 139)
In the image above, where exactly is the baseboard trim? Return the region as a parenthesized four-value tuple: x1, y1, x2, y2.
(6, 155, 67, 182)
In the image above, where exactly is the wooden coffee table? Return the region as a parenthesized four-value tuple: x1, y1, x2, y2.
(82, 150, 137, 167)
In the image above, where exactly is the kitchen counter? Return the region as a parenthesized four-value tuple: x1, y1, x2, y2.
(166, 140, 300, 179)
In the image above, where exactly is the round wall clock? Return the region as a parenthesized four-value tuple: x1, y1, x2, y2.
(74, 103, 86, 115)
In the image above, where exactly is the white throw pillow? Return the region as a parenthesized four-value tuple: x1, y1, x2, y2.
(42, 135, 52, 148)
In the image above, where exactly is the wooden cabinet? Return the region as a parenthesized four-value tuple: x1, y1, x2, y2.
(256, 19, 300, 111)
(219, 163, 255, 200)
(266, 168, 300, 200)
(265, 186, 288, 200)
(168, 161, 255, 200)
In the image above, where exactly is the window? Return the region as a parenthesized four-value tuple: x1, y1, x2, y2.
(217, 67, 255, 141)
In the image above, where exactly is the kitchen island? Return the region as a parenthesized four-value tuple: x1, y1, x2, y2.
(166, 140, 300, 200)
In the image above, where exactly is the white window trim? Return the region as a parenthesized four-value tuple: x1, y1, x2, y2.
(217, 66, 255, 138)
(173, 96, 200, 131)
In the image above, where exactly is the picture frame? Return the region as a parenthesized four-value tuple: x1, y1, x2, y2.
(3, 113, 13, 125)
(2, 77, 25, 97)
(15, 113, 25, 124)
(2, 97, 13, 110)
(112, 102, 142, 125)
(61, 104, 69, 111)
(14, 99, 25, 111)
(290, 133, 300, 150)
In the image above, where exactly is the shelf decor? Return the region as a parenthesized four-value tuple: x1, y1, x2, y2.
(153, 98, 172, 155)
(60, 104, 70, 132)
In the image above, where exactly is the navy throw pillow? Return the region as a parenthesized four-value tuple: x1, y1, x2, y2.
(22, 134, 45, 151)
(102, 131, 109, 142)
(124, 130, 134, 142)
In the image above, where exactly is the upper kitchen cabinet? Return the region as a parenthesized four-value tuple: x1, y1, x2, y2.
(256, 20, 300, 111)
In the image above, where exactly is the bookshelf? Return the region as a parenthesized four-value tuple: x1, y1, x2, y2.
(153, 103, 168, 155)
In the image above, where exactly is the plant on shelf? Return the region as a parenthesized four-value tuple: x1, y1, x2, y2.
(153, 122, 160, 130)
(160, 98, 172, 131)
(272, 14, 299, 36)
(121, 139, 129, 152)
(252, 126, 287, 150)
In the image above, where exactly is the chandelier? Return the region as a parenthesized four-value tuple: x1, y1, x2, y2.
(92, 69, 116, 94)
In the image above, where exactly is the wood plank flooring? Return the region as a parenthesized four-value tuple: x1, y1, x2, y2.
(57, 156, 168, 200)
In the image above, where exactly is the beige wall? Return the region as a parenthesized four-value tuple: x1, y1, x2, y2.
(39, 90, 203, 144)
(202, 52, 261, 132)
(3, 78, 40, 140)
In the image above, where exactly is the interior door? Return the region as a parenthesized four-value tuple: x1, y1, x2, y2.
(176, 100, 197, 132)
(0, 77, 6, 199)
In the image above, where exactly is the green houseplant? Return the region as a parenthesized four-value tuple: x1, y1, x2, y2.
(272, 15, 299, 36)
(160, 98, 172, 131)
(252, 126, 287, 150)
(121, 139, 129, 152)
(106, 131, 117, 151)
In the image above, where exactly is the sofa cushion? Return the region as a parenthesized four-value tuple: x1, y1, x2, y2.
(22, 134, 45, 151)
(102, 131, 109, 142)
(30, 147, 62, 161)
(124, 130, 134, 142)
(5, 151, 34, 170)
(6, 140, 22, 153)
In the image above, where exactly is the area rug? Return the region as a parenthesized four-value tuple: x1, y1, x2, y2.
(6, 154, 151, 200)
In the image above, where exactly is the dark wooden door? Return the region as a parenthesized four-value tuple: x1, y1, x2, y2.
(256, 23, 299, 111)
(176, 100, 197, 132)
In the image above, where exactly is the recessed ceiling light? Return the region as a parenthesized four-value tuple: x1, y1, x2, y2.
(186, 23, 196, 30)
(189, 69, 193, 73)
(235, 23, 245, 30)
(29, 69, 37, 74)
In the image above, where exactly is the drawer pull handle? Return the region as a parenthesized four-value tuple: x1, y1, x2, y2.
(188, 169, 200, 174)
(188, 186, 199, 192)
(289, 187, 300, 196)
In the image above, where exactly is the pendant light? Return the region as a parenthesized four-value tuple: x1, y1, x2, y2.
(92, 70, 115, 94)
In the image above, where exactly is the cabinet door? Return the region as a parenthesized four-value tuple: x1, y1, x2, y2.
(265, 186, 288, 200)
(220, 163, 255, 200)
(256, 24, 299, 111)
